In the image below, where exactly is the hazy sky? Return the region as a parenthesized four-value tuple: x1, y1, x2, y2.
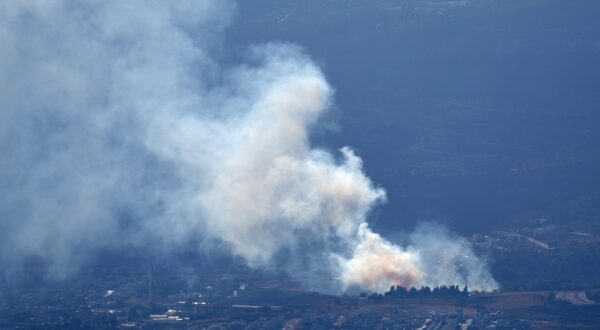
(226, 0, 600, 233)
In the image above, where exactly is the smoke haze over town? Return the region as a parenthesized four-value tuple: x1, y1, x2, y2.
(0, 0, 497, 294)
(2, 1, 600, 329)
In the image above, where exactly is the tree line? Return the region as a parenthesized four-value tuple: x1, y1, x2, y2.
(364, 285, 469, 301)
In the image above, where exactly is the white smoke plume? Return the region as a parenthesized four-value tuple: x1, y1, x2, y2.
(0, 0, 498, 293)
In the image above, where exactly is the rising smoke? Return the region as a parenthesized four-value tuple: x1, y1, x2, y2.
(0, 0, 498, 293)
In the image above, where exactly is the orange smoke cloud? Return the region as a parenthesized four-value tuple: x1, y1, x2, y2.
(339, 224, 423, 293)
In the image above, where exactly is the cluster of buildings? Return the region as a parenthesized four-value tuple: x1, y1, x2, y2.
(109, 305, 526, 329)
(0, 276, 532, 330)
(0, 262, 535, 330)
